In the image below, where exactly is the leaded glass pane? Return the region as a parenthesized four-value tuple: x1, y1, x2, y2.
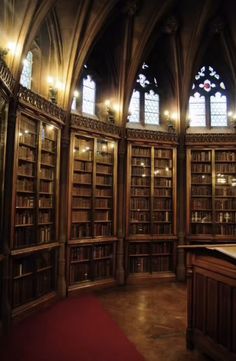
(128, 90, 140, 122)
(144, 91, 159, 124)
(20, 51, 33, 89)
(210, 93, 227, 126)
(82, 75, 95, 115)
(189, 93, 206, 126)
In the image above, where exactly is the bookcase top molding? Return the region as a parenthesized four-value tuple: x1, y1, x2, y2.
(126, 128, 178, 144)
(70, 114, 121, 138)
(18, 85, 66, 124)
(185, 133, 236, 145)
(0, 59, 15, 93)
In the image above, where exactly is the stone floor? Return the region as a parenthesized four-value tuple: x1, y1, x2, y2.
(96, 282, 211, 361)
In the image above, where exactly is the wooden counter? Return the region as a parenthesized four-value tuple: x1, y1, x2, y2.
(182, 244, 236, 361)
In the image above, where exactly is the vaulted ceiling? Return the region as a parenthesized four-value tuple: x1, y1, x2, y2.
(1, 0, 236, 130)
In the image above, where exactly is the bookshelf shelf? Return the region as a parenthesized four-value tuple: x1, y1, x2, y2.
(12, 249, 57, 309)
(126, 142, 177, 280)
(187, 148, 236, 241)
(68, 133, 117, 289)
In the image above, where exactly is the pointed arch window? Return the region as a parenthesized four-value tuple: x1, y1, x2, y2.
(189, 66, 228, 127)
(82, 75, 96, 115)
(128, 63, 159, 125)
(20, 51, 33, 89)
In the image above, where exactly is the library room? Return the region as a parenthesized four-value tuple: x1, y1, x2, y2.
(0, 1, 236, 361)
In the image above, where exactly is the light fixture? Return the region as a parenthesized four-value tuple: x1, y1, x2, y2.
(47, 76, 65, 104)
(164, 109, 177, 132)
(104, 99, 119, 123)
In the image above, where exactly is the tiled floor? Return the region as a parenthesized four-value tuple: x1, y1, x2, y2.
(96, 282, 211, 361)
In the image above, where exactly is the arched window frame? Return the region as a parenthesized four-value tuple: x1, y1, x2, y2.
(82, 74, 96, 116)
(20, 51, 33, 89)
(189, 66, 228, 128)
(128, 63, 160, 125)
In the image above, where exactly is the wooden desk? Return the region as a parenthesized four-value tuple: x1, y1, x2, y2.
(182, 244, 236, 361)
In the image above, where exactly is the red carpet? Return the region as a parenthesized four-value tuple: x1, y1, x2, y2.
(0, 295, 146, 361)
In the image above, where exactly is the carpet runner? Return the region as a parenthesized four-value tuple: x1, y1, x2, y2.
(0, 295, 146, 361)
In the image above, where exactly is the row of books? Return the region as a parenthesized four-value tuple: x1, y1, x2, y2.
(19, 146, 35, 161)
(132, 159, 151, 167)
(192, 199, 212, 209)
(19, 133, 36, 147)
(191, 211, 212, 223)
(154, 159, 173, 168)
(73, 173, 92, 183)
(192, 174, 211, 184)
(71, 224, 92, 238)
(215, 199, 236, 209)
(16, 195, 34, 207)
(39, 196, 53, 208)
(41, 153, 54, 166)
(41, 139, 56, 152)
(40, 180, 53, 193)
(74, 160, 92, 172)
(70, 259, 113, 283)
(216, 164, 236, 173)
(154, 149, 172, 158)
(38, 211, 52, 223)
(130, 242, 173, 255)
(18, 162, 34, 176)
(96, 153, 113, 163)
(154, 178, 172, 187)
(132, 147, 151, 157)
(15, 211, 34, 225)
(129, 224, 173, 235)
(71, 245, 113, 261)
(191, 185, 212, 196)
(129, 256, 172, 273)
(191, 151, 211, 162)
(96, 175, 112, 185)
(72, 197, 91, 208)
(17, 178, 34, 192)
(40, 168, 54, 179)
(131, 198, 150, 209)
(215, 151, 236, 162)
(191, 164, 211, 173)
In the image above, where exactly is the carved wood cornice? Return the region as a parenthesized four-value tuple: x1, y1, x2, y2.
(0, 59, 15, 93)
(126, 128, 178, 144)
(185, 133, 236, 145)
(70, 114, 121, 138)
(18, 85, 66, 124)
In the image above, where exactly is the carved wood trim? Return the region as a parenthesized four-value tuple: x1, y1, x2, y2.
(126, 128, 178, 144)
(18, 85, 66, 124)
(70, 114, 121, 138)
(0, 59, 15, 93)
(185, 133, 236, 145)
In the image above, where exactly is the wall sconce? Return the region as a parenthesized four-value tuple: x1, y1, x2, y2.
(47, 76, 65, 104)
(164, 110, 177, 132)
(104, 99, 119, 123)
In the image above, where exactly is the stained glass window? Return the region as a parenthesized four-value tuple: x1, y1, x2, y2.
(189, 66, 228, 127)
(82, 75, 96, 115)
(210, 92, 227, 126)
(129, 90, 140, 122)
(128, 63, 159, 125)
(144, 91, 159, 124)
(20, 51, 33, 89)
(189, 93, 206, 127)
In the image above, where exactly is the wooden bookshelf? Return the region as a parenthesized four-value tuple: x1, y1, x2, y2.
(68, 241, 116, 290)
(68, 133, 117, 290)
(9, 111, 61, 314)
(126, 142, 177, 281)
(12, 249, 57, 309)
(12, 114, 60, 248)
(187, 148, 236, 242)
